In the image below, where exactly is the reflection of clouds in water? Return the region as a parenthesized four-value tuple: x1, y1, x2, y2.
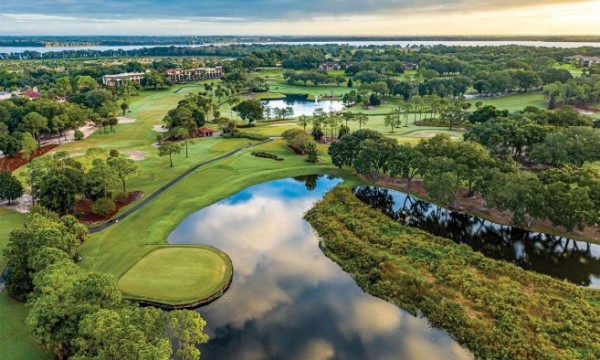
(169, 179, 473, 360)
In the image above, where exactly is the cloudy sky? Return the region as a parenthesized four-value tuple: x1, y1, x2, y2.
(1, 0, 599, 35)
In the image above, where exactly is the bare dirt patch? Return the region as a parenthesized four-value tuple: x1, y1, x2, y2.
(0, 144, 59, 172)
(269, 123, 296, 127)
(0, 194, 33, 213)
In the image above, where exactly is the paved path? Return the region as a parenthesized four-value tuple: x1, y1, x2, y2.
(89, 139, 272, 234)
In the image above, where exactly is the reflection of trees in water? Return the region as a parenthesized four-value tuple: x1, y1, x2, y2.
(353, 186, 600, 287)
(293, 175, 321, 191)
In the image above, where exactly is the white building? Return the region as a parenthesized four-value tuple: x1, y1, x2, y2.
(166, 66, 223, 83)
(102, 72, 145, 87)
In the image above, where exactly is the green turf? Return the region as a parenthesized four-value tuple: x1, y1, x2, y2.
(118, 246, 232, 306)
(0, 208, 25, 269)
(0, 292, 50, 359)
(476, 92, 547, 112)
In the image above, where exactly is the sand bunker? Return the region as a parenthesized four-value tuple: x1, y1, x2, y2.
(123, 150, 146, 161)
(117, 116, 136, 124)
(153, 125, 169, 133)
(269, 123, 296, 127)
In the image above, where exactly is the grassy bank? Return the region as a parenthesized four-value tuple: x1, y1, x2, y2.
(305, 187, 600, 359)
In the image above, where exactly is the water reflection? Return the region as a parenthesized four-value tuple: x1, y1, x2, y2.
(168, 176, 472, 360)
(262, 96, 345, 117)
(353, 186, 600, 288)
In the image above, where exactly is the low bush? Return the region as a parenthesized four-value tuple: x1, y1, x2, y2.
(74, 129, 84, 140)
(251, 152, 284, 161)
(221, 131, 268, 141)
(91, 198, 116, 217)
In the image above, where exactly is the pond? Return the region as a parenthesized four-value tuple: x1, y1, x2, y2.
(262, 96, 345, 118)
(168, 176, 472, 360)
(353, 186, 600, 288)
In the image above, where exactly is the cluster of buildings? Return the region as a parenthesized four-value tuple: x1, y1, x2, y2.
(565, 55, 600, 67)
(0, 87, 41, 101)
(101, 66, 224, 87)
(318, 60, 419, 72)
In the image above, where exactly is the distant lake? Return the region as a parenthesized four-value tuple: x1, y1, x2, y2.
(262, 96, 345, 117)
(1, 40, 599, 54)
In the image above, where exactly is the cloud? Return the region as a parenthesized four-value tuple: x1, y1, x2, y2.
(0, 0, 595, 22)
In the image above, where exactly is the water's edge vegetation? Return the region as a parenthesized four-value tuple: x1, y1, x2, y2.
(305, 187, 600, 359)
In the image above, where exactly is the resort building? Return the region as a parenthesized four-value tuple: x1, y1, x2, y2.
(102, 72, 145, 87)
(319, 61, 342, 71)
(565, 55, 600, 67)
(403, 62, 419, 71)
(195, 127, 215, 137)
(166, 66, 223, 83)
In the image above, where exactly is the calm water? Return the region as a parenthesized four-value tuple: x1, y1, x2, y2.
(262, 96, 345, 117)
(354, 186, 600, 288)
(2, 40, 600, 54)
(168, 177, 472, 360)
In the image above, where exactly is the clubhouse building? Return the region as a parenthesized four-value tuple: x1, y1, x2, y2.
(102, 72, 145, 87)
(166, 66, 224, 83)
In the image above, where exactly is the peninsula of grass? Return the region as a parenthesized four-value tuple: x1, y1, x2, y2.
(118, 246, 233, 309)
(305, 187, 600, 359)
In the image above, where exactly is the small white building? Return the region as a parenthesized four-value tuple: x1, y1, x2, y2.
(102, 72, 145, 87)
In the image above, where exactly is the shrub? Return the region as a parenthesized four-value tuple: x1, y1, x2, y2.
(113, 192, 127, 203)
(74, 129, 84, 140)
(251, 152, 284, 161)
(221, 131, 268, 141)
(91, 198, 116, 217)
(109, 149, 120, 158)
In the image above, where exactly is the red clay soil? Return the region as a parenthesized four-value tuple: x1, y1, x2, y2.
(0, 144, 59, 172)
(372, 174, 600, 243)
(75, 191, 144, 224)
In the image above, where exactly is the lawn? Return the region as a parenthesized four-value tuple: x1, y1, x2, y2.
(0, 292, 50, 359)
(476, 92, 547, 112)
(118, 246, 233, 306)
(0, 208, 25, 269)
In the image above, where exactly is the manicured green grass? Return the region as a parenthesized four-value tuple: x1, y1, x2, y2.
(0, 208, 25, 268)
(79, 139, 349, 279)
(555, 63, 584, 77)
(0, 292, 50, 359)
(118, 246, 232, 306)
(476, 92, 547, 112)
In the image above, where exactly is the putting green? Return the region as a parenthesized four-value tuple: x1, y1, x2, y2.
(118, 246, 233, 308)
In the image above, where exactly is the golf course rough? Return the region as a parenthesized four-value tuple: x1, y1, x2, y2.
(117, 245, 233, 309)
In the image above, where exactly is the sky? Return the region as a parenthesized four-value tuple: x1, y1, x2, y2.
(1, 0, 600, 36)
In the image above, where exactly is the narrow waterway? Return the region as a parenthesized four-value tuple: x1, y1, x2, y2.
(353, 186, 600, 288)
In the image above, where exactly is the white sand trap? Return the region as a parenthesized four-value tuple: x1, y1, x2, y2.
(415, 132, 437, 138)
(123, 150, 145, 161)
(153, 125, 169, 133)
(151, 142, 161, 148)
(0, 194, 33, 213)
(43, 123, 97, 145)
(269, 123, 296, 127)
(117, 116, 136, 124)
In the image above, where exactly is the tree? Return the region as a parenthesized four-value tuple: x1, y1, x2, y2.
(85, 159, 118, 200)
(0, 171, 23, 204)
(144, 70, 165, 91)
(0, 133, 21, 157)
(441, 99, 470, 130)
(74, 129, 84, 140)
(158, 142, 183, 167)
(168, 310, 209, 360)
(22, 112, 48, 143)
(21, 133, 39, 163)
(171, 127, 192, 158)
(120, 101, 129, 116)
(388, 145, 424, 188)
(384, 112, 401, 133)
(424, 171, 460, 207)
(353, 138, 397, 181)
(354, 113, 369, 130)
(107, 157, 140, 194)
(297, 115, 310, 131)
(305, 140, 318, 163)
(235, 100, 264, 124)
